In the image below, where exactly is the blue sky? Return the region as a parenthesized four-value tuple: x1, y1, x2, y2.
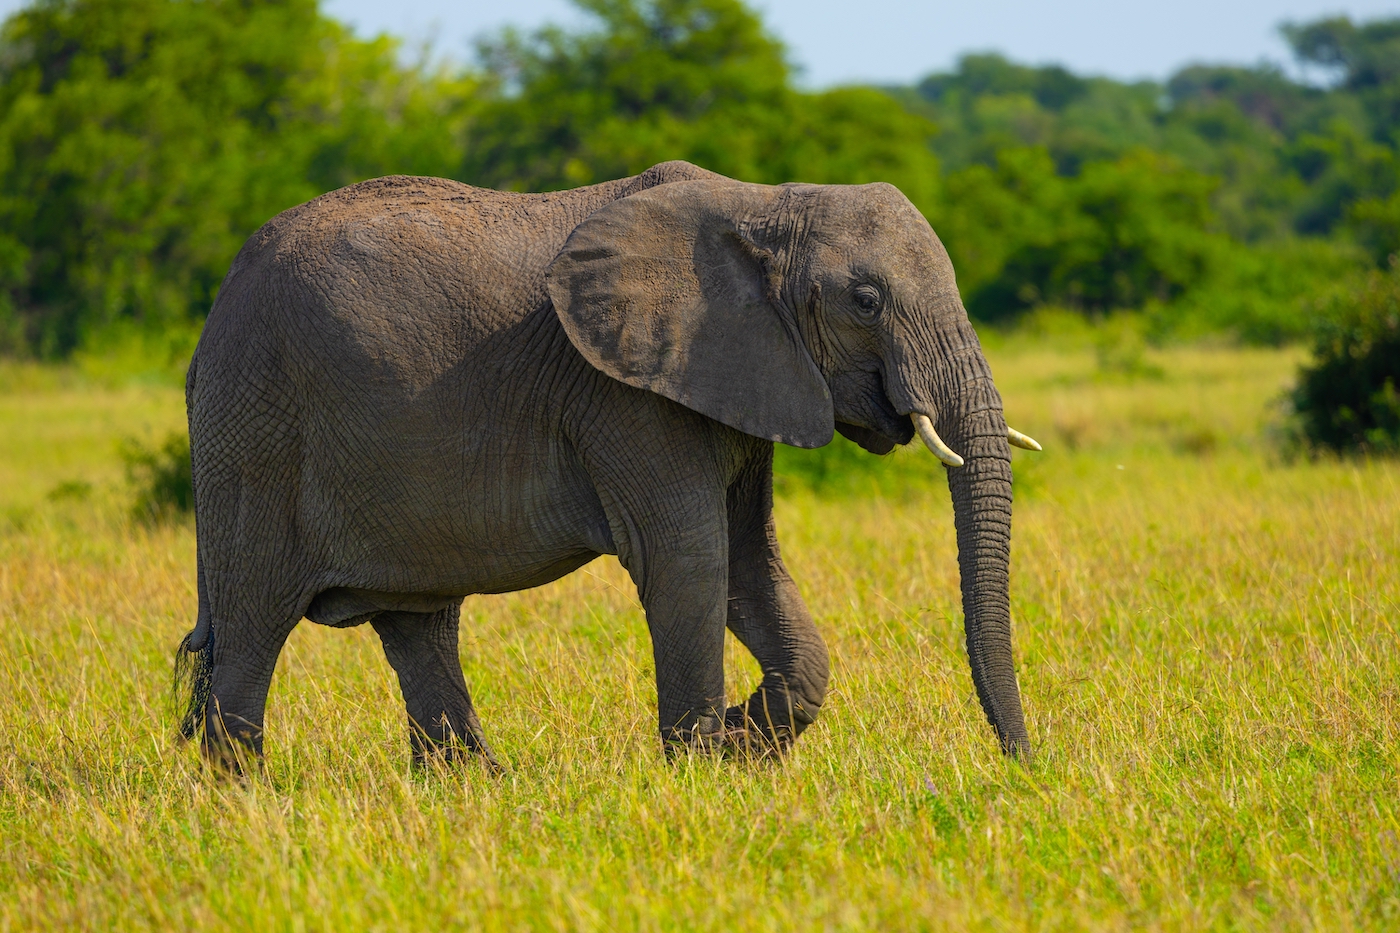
(1, 1, 1397, 86)
(317, 0, 1400, 86)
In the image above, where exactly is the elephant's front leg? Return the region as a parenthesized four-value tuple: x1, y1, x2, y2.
(580, 394, 751, 753)
(634, 535, 731, 751)
(594, 458, 732, 751)
(724, 448, 830, 752)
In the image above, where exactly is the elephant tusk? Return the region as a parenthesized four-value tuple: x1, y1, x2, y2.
(1007, 426, 1043, 451)
(912, 413, 964, 467)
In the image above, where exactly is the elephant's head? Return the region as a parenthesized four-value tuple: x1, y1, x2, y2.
(546, 177, 1036, 758)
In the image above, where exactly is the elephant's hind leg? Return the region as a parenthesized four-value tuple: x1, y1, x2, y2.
(724, 448, 830, 753)
(372, 605, 498, 767)
(204, 612, 301, 774)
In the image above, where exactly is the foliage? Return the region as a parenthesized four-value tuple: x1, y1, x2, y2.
(464, 0, 941, 211)
(1283, 15, 1400, 130)
(772, 433, 946, 499)
(1347, 185, 1400, 262)
(893, 17, 1400, 335)
(1150, 236, 1363, 344)
(119, 428, 192, 519)
(937, 147, 1220, 320)
(2, 1, 1400, 356)
(902, 54, 1163, 176)
(3, 343, 1398, 927)
(0, 0, 475, 358)
(903, 22, 1400, 272)
(466, 0, 792, 190)
(1291, 259, 1400, 453)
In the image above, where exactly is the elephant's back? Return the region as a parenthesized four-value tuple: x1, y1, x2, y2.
(196, 163, 727, 396)
(206, 176, 587, 375)
(187, 176, 610, 569)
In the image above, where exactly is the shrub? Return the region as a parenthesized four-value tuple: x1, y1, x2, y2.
(940, 147, 1222, 323)
(1290, 260, 1400, 453)
(121, 430, 193, 520)
(1152, 237, 1366, 344)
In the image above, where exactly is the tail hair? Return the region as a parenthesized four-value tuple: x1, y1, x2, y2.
(172, 629, 213, 741)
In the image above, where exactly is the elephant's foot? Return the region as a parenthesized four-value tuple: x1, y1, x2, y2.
(659, 711, 784, 761)
(722, 704, 792, 759)
(200, 706, 266, 778)
(409, 718, 503, 773)
(659, 710, 733, 759)
(721, 684, 820, 758)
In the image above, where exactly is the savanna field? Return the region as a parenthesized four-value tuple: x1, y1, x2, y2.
(0, 332, 1396, 930)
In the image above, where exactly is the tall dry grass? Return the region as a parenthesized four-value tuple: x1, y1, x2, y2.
(0, 339, 1396, 930)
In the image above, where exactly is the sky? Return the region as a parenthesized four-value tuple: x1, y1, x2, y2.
(313, 0, 1400, 87)
(0, 0, 1396, 86)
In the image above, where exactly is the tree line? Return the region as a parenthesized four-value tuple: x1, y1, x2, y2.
(1, 0, 1398, 360)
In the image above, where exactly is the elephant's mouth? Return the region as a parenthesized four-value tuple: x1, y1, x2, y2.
(836, 421, 902, 454)
(830, 370, 915, 454)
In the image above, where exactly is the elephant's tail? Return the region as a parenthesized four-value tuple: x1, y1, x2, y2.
(172, 626, 213, 741)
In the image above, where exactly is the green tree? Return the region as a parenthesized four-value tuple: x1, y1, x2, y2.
(1283, 15, 1400, 135)
(0, 0, 474, 357)
(888, 15, 1400, 336)
(938, 147, 1221, 321)
(467, 0, 792, 190)
(6, 0, 1397, 358)
(902, 53, 1166, 175)
(465, 0, 940, 211)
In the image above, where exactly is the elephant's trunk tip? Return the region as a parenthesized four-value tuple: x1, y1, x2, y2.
(1000, 728, 1033, 764)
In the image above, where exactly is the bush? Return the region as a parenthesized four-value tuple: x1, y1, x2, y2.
(1151, 237, 1366, 344)
(939, 147, 1222, 323)
(1290, 260, 1400, 453)
(121, 430, 193, 520)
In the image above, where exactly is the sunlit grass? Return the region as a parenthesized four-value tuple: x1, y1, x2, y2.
(1, 339, 1397, 929)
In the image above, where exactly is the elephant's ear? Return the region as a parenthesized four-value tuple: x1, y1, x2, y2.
(545, 180, 834, 448)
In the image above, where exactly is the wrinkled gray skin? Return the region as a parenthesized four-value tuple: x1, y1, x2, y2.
(178, 160, 1030, 768)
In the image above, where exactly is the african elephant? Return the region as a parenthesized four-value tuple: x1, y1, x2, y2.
(175, 159, 1040, 768)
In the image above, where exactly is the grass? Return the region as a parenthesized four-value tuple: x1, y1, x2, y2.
(1, 336, 1397, 930)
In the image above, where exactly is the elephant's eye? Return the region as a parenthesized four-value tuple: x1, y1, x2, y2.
(852, 284, 882, 317)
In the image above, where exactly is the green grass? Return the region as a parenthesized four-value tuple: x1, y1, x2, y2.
(1, 339, 1397, 930)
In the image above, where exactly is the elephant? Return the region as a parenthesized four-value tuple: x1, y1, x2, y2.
(174, 159, 1041, 769)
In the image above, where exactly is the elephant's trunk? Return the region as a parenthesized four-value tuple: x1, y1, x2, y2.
(947, 399, 1029, 758)
(919, 334, 1030, 759)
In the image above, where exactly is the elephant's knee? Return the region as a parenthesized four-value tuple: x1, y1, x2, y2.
(781, 628, 829, 727)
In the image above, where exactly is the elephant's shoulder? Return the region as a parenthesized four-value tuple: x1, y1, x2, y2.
(564, 162, 730, 208)
(627, 161, 730, 190)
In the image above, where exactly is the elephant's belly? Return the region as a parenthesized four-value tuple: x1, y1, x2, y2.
(300, 448, 619, 620)
(304, 547, 603, 627)
(468, 547, 605, 595)
(298, 349, 619, 608)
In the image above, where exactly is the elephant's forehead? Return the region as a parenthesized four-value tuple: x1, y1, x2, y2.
(812, 212, 952, 289)
(808, 188, 939, 253)
(815, 183, 920, 223)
